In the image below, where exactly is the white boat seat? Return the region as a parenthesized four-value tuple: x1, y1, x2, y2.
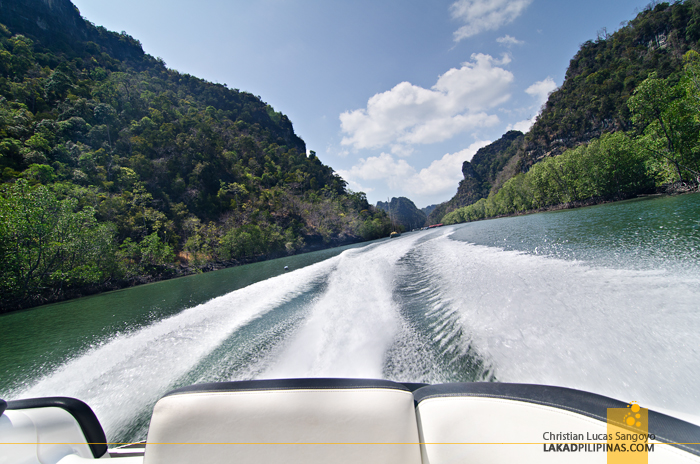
(143, 378, 423, 464)
(413, 382, 700, 463)
(0, 397, 108, 463)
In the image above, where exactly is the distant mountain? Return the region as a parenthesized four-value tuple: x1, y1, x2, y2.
(429, 0, 700, 223)
(420, 204, 438, 217)
(376, 197, 427, 230)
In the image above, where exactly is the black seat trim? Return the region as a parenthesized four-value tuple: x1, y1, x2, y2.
(399, 382, 429, 392)
(6, 397, 108, 458)
(0, 399, 6, 416)
(413, 382, 700, 457)
(163, 378, 412, 398)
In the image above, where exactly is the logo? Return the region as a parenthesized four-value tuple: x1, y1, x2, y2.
(607, 401, 653, 463)
(541, 401, 656, 459)
(623, 402, 643, 428)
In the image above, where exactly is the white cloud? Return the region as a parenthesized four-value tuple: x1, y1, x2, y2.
(451, 0, 533, 41)
(507, 77, 558, 133)
(390, 144, 414, 157)
(497, 35, 524, 46)
(339, 54, 512, 150)
(406, 141, 491, 196)
(525, 77, 557, 104)
(400, 113, 499, 145)
(344, 178, 373, 194)
(337, 153, 415, 191)
(325, 143, 350, 158)
(338, 141, 490, 199)
(507, 117, 536, 133)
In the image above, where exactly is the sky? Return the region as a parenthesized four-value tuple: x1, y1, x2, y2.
(71, 0, 653, 208)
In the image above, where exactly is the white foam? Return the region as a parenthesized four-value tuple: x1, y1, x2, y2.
(262, 234, 425, 378)
(422, 231, 700, 420)
(12, 257, 339, 439)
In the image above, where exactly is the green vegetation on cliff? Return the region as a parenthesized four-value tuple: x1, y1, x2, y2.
(0, 0, 390, 311)
(525, 0, 700, 166)
(443, 52, 700, 224)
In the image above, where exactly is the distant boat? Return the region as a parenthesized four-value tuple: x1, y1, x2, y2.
(390, 231, 401, 238)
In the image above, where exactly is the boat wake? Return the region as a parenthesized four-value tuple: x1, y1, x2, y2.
(10, 225, 700, 441)
(11, 257, 338, 442)
(415, 231, 700, 424)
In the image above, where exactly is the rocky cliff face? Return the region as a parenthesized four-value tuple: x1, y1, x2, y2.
(0, 0, 149, 66)
(1, 0, 86, 38)
(515, 2, 696, 170)
(376, 197, 427, 230)
(427, 131, 523, 224)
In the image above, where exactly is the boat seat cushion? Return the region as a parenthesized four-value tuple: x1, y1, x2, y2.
(143, 378, 422, 464)
(414, 382, 700, 464)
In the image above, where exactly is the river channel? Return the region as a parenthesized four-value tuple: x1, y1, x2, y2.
(1, 193, 699, 442)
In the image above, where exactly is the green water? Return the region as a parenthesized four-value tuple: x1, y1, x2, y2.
(450, 193, 700, 271)
(0, 241, 371, 395)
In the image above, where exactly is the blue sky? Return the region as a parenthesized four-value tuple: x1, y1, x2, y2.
(72, 0, 651, 207)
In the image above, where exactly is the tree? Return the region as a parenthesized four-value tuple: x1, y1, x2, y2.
(0, 180, 115, 307)
(628, 73, 700, 183)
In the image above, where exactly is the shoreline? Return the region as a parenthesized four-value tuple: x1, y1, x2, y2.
(444, 182, 699, 223)
(4, 183, 697, 315)
(0, 234, 365, 315)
